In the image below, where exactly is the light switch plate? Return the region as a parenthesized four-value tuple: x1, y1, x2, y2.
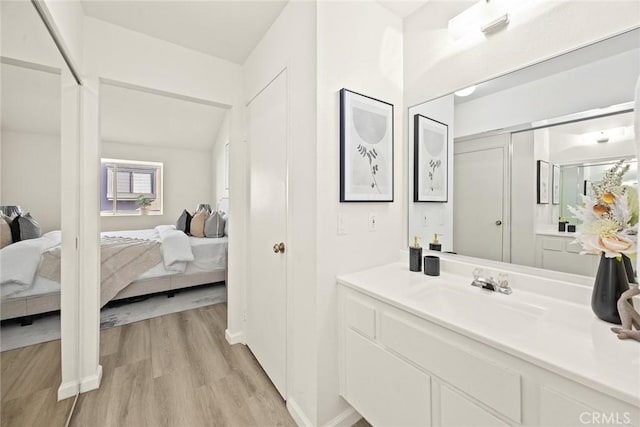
(369, 213, 377, 232)
(338, 213, 347, 235)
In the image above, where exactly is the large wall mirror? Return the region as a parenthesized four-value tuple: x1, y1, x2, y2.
(408, 27, 639, 278)
(1, 0, 81, 413)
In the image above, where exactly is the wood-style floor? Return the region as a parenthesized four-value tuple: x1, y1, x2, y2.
(1, 303, 296, 427)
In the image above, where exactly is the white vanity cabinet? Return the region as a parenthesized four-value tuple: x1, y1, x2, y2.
(534, 232, 599, 277)
(338, 286, 640, 427)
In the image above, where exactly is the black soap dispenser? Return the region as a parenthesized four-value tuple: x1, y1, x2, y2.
(429, 233, 442, 252)
(410, 236, 422, 272)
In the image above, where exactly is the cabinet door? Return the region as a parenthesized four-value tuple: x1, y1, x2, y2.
(440, 385, 509, 427)
(345, 329, 431, 426)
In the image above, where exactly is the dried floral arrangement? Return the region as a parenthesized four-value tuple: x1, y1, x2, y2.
(568, 160, 638, 258)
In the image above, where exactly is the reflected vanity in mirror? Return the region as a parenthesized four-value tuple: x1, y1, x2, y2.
(408, 28, 639, 278)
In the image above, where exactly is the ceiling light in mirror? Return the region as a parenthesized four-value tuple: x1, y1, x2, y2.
(582, 127, 633, 145)
(454, 85, 477, 97)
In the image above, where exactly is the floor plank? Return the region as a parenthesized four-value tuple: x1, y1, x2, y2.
(2, 303, 295, 427)
(0, 340, 74, 426)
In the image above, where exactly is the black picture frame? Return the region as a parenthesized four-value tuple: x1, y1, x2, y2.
(340, 89, 394, 202)
(414, 114, 448, 202)
(537, 160, 550, 204)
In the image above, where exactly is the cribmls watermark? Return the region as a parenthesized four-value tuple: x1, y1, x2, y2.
(579, 412, 632, 425)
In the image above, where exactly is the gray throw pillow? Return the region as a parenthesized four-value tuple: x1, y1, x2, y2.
(204, 211, 225, 238)
(176, 210, 192, 235)
(17, 213, 41, 240)
(223, 213, 229, 236)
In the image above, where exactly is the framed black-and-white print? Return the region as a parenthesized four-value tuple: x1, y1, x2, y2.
(552, 164, 560, 205)
(414, 114, 448, 202)
(537, 160, 550, 204)
(340, 89, 394, 202)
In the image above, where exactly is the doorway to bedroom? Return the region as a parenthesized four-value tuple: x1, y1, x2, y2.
(94, 80, 231, 334)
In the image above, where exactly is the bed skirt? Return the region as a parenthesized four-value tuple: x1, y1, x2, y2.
(0, 268, 227, 321)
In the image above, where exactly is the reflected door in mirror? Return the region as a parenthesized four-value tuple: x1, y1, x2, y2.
(454, 135, 507, 262)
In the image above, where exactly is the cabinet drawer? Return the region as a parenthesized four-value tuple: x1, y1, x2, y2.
(539, 387, 598, 427)
(380, 312, 521, 423)
(345, 295, 376, 339)
(440, 385, 509, 427)
(542, 238, 564, 251)
(345, 329, 431, 426)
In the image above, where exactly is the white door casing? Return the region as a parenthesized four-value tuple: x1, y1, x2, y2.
(246, 70, 288, 399)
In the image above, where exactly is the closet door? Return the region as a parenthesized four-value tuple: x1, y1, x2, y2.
(246, 71, 288, 398)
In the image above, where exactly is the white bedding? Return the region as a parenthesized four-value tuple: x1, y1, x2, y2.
(1, 226, 227, 301)
(0, 231, 61, 298)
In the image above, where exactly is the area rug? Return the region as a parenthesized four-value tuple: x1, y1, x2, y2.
(0, 283, 226, 352)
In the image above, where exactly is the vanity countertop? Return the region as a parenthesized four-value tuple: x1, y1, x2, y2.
(536, 225, 579, 238)
(337, 262, 640, 407)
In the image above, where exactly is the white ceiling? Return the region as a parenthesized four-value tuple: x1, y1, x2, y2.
(550, 112, 634, 136)
(100, 83, 227, 150)
(377, 0, 428, 18)
(81, 0, 288, 64)
(1, 63, 61, 135)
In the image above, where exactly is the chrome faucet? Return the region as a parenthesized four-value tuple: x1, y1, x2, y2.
(471, 269, 512, 295)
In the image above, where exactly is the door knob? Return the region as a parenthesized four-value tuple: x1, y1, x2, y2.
(495, 220, 502, 226)
(273, 242, 285, 253)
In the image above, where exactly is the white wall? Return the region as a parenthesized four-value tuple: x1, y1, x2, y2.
(1, 0, 63, 68)
(211, 112, 230, 204)
(404, 1, 640, 107)
(454, 49, 640, 138)
(316, 2, 403, 424)
(511, 131, 536, 267)
(42, 0, 84, 72)
(242, 1, 318, 423)
(549, 130, 637, 165)
(0, 131, 61, 233)
(408, 95, 454, 251)
(404, 0, 640, 258)
(84, 16, 241, 107)
(100, 140, 212, 232)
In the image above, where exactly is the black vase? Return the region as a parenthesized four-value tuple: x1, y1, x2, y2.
(592, 254, 632, 324)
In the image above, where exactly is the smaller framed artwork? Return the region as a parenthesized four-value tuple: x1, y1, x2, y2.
(537, 160, 550, 204)
(340, 89, 394, 202)
(552, 164, 560, 205)
(414, 114, 448, 202)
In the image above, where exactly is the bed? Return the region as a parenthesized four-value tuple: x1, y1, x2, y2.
(0, 225, 227, 322)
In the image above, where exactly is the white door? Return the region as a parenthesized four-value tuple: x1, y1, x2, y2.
(246, 71, 288, 398)
(454, 136, 507, 261)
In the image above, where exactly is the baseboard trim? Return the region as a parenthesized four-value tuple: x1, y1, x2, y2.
(323, 406, 361, 427)
(225, 328, 245, 345)
(57, 380, 79, 401)
(287, 398, 314, 427)
(79, 364, 103, 393)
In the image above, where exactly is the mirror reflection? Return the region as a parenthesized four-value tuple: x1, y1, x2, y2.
(1, 0, 70, 410)
(409, 28, 640, 278)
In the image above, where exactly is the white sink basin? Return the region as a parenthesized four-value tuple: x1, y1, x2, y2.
(403, 281, 548, 340)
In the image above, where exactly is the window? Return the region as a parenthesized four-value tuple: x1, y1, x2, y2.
(101, 158, 163, 216)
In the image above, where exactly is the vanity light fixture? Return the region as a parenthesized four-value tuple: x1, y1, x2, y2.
(481, 13, 510, 34)
(449, 0, 519, 40)
(455, 86, 477, 97)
